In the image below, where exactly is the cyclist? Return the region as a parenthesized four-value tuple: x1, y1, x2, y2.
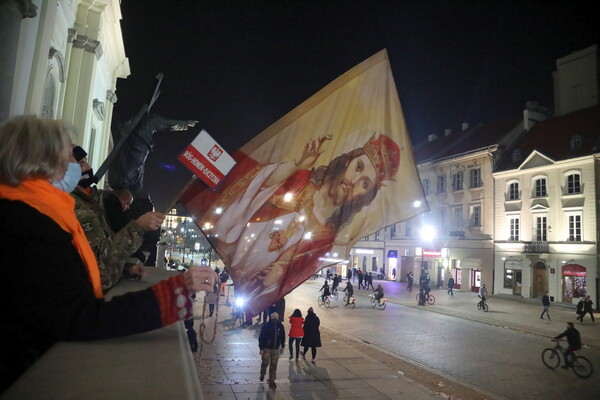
(319, 281, 331, 304)
(331, 274, 340, 295)
(478, 284, 488, 308)
(343, 281, 354, 305)
(554, 322, 582, 368)
(373, 283, 384, 305)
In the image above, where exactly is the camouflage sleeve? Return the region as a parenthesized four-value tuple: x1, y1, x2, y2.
(74, 194, 145, 291)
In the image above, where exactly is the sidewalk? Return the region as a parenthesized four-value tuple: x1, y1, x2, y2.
(351, 278, 600, 348)
(192, 303, 445, 400)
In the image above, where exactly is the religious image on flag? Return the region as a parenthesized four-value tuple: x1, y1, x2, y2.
(179, 49, 427, 315)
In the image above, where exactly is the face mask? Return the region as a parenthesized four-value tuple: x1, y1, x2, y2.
(78, 168, 95, 188)
(52, 162, 81, 193)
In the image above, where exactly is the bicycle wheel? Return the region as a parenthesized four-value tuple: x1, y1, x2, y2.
(332, 290, 338, 300)
(371, 298, 376, 308)
(572, 356, 593, 378)
(350, 300, 356, 309)
(483, 303, 489, 312)
(476, 302, 482, 310)
(415, 293, 420, 302)
(380, 302, 386, 310)
(541, 348, 560, 369)
(317, 296, 323, 306)
(325, 298, 331, 309)
(427, 295, 435, 305)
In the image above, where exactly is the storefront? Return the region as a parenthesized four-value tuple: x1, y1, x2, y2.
(502, 259, 522, 296)
(562, 263, 587, 303)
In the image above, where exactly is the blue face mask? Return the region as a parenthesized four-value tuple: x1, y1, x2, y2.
(52, 162, 81, 193)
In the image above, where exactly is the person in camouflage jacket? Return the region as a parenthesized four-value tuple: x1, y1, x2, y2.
(71, 147, 165, 292)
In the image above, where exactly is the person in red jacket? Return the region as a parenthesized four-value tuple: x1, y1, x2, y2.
(288, 309, 305, 360)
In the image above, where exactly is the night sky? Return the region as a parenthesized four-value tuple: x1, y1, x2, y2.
(111, 0, 598, 211)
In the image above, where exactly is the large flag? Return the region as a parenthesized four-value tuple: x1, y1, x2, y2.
(180, 50, 427, 315)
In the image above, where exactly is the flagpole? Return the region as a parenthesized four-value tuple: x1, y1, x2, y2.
(162, 175, 197, 214)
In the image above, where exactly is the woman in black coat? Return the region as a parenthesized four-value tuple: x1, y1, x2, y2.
(300, 307, 321, 362)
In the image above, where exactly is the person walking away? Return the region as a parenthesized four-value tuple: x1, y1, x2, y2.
(447, 276, 455, 296)
(366, 272, 375, 290)
(478, 284, 488, 307)
(407, 272, 414, 292)
(288, 309, 304, 360)
(553, 322, 581, 368)
(352, 267, 357, 282)
(346, 268, 352, 282)
(540, 291, 551, 321)
(319, 281, 331, 303)
(205, 283, 219, 317)
(343, 281, 354, 305)
(392, 267, 396, 280)
(357, 269, 364, 289)
(578, 295, 595, 322)
(258, 312, 285, 387)
(301, 307, 321, 363)
(575, 298, 584, 321)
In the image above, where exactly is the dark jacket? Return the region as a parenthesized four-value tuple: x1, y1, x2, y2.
(0, 200, 169, 391)
(258, 319, 285, 350)
(583, 298, 594, 312)
(447, 278, 455, 288)
(576, 300, 584, 314)
(554, 327, 582, 350)
(542, 295, 550, 307)
(300, 312, 321, 347)
(343, 282, 354, 295)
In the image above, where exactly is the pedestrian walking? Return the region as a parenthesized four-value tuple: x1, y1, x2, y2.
(346, 268, 352, 282)
(540, 290, 551, 321)
(392, 267, 396, 280)
(258, 312, 285, 387)
(447, 277, 455, 296)
(352, 267, 357, 282)
(407, 272, 414, 292)
(366, 272, 375, 290)
(578, 295, 595, 322)
(205, 283, 219, 317)
(301, 307, 321, 363)
(288, 309, 304, 360)
(357, 269, 364, 289)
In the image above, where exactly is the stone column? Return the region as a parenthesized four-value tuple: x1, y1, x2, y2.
(0, 0, 37, 121)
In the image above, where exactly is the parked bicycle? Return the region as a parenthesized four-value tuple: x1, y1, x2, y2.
(416, 292, 435, 305)
(317, 294, 331, 309)
(477, 295, 489, 312)
(542, 339, 593, 378)
(369, 294, 386, 310)
(343, 293, 356, 308)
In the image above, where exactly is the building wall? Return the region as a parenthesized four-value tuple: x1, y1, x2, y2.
(553, 44, 598, 116)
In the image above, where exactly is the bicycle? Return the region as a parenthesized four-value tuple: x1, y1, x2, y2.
(230, 297, 245, 327)
(342, 293, 356, 308)
(331, 287, 339, 300)
(476, 295, 489, 312)
(317, 294, 331, 309)
(541, 339, 593, 378)
(369, 294, 386, 310)
(416, 292, 435, 305)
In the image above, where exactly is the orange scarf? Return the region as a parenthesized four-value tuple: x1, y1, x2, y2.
(0, 179, 103, 298)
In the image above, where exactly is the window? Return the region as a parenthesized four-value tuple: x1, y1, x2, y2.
(422, 178, 430, 196)
(438, 208, 445, 227)
(568, 214, 582, 241)
(374, 231, 380, 241)
(535, 216, 547, 241)
(504, 268, 514, 289)
(469, 168, 481, 188)
(437, 175, 446, 193)
(509, 217, 520, 241)
(405, 219, 412, 237)
(567, 173, 581, 194)
(570, 135, 582, 150)
(471, 205, 481, 227)
(452, 207, 463, 227)
(512, 149, 521, 162)
(390, 224, 397, 238)
(508, 182, 520, 200)
(452, 171, 464, 191)
(534, 178, 547, 197)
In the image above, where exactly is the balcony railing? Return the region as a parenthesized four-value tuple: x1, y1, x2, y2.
(522, 241, 549, 254)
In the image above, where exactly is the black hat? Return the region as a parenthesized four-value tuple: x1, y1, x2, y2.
(72, 146, 87, 162)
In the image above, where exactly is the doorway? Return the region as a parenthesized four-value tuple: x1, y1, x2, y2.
(514, 270, 522, 295)
(532, 262, 547, 298)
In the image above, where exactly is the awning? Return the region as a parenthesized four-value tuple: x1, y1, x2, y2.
(563, 264, 587, 277)
(387, 250, 398, 258)
(459, 258, 482, 269)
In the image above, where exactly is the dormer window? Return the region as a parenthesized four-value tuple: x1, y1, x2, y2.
(512, 149, 521, 162)
(570, 135, 582, 150)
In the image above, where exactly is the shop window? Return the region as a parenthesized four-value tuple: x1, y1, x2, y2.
(563, 264, 587, 300)
(504, 268, 514, 289)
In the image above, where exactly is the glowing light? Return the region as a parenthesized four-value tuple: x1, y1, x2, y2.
(304, 232, 312, 239)
(298, 216, 306, 222)
(274, 219, 282, 225)
(284, 193, 293, 202)
(413, 200, 421, 208)
(215, 207, 223, 214)
(420, 225, 436, 241)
